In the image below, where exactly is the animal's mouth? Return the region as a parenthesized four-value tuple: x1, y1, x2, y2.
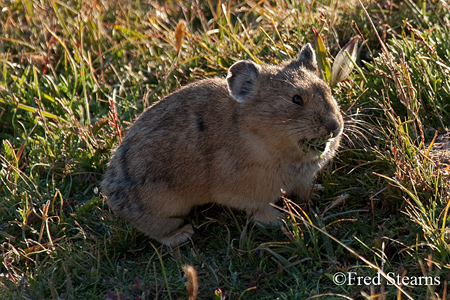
(301, 134, 333, 157)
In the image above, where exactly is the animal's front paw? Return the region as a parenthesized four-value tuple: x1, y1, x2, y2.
(158, 224, 194, 247)
(252, 207, 284, 226)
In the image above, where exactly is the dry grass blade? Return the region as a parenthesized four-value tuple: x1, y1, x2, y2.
(183, 265, 198, 300)
(175, 20, 187, 55)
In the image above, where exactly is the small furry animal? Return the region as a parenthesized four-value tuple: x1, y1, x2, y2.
(425, 131, 450, 174)
(102, 43, 344, 246)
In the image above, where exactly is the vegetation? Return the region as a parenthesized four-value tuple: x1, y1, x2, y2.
(1, 0, 449, 299)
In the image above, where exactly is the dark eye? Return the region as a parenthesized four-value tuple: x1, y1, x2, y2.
(292, 95, 304, 106)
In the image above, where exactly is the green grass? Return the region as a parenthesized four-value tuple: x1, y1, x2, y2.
(1, 0, 450, 299)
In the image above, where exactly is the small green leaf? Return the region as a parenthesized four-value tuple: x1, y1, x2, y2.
(3, 139, 19, 185)
(3, 139, 18, 168)
(315, 34, 331, 82)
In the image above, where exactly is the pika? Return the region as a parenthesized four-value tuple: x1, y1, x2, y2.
(102, 43, 344, 246)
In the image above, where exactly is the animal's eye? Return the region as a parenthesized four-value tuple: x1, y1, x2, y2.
(292, 95, 304, 106)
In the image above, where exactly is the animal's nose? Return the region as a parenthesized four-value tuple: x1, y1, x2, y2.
(325, 119, 342, 138)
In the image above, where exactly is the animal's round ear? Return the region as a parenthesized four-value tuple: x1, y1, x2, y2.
(297, 43, 318, 72)
(226, 60, 260, 103)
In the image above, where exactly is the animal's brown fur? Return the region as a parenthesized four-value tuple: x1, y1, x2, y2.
(425, 131, 450, 174)
(101, 43, 344, 246)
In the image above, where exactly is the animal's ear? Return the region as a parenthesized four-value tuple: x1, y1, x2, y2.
(227, 60, 260, 102)
(297, 43, 318, 72)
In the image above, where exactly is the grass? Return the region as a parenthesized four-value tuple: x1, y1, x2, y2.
(1, 0, 450, 299)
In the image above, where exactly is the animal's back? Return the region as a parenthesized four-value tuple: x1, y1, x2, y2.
(101, 77, 239, 219)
